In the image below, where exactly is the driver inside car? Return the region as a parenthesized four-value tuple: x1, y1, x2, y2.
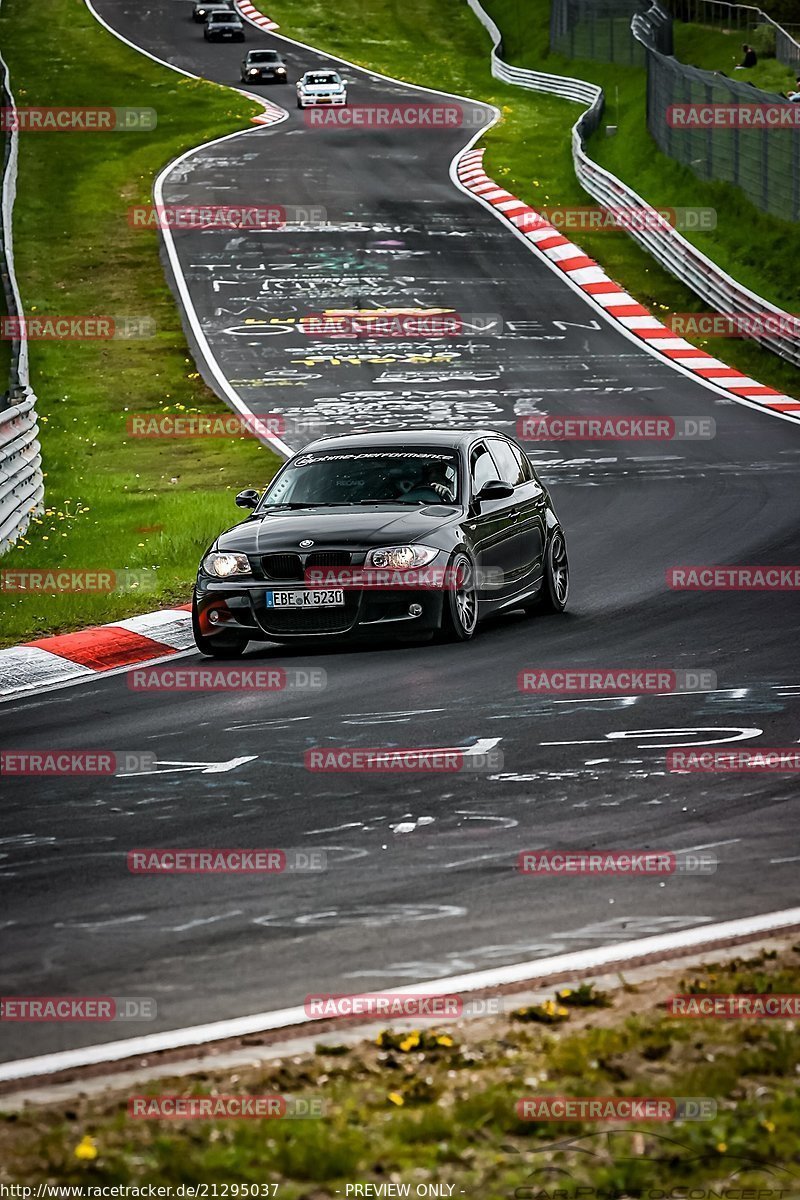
(392, 460, 456, 503)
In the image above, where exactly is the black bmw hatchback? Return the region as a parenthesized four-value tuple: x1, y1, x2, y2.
(192, 428, 569, 656)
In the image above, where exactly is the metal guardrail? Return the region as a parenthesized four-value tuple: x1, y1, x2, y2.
(0, 21, 44, 553)
(464, 0, 800, 369)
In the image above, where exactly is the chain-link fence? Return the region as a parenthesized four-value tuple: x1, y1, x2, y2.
(550, 0, 673, 64)
(550, 0, 800, 220)
(634, 5, 800, 220)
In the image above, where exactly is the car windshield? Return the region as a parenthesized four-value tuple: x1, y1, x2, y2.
(249, 52, 281, 62)
(258, 449, 460, 509)
(306, 74, 340, 86)
(210, 14, 239, 21)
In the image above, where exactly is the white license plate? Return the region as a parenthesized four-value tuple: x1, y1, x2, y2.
(266, 589, 345, 609)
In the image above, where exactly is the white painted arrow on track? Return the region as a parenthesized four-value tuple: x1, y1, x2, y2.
(118, 756, 257, 777)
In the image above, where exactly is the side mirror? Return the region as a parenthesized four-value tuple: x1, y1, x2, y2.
(235, 489, 260, 509)
(475, 479, 514, 503)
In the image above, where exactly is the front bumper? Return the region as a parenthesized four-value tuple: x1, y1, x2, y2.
(194, 580, 445, 642)
(246, 71, 286, 82)
(298, 93, 347, 106)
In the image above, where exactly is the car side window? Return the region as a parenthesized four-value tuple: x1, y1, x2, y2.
(470, 443, 501, 494)
(488, 438, 527, 487)
(512, 442, 536, 482)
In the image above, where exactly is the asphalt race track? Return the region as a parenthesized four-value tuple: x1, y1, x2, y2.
(0, 0, 798, 1063)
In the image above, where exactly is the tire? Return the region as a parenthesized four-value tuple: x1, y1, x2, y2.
(439, 551, 479, 642)
(527, 527, 569, 614)
(192, 603, 249, 658)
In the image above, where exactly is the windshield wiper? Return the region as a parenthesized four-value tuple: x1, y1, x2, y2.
(261, 501, 362, 511)
(358, 498, 455, 506)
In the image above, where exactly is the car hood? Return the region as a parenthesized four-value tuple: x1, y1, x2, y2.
(300, 83, 345, 93)
(248, 62, 283, 69)
(215, 504, 459, 553)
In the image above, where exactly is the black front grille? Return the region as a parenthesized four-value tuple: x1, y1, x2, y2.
(305, 551, 353, 570)
(260, 550, 354, 582)
(261, 553, 303, 581)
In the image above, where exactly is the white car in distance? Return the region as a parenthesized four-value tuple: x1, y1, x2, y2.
(296, 70, 348, 109)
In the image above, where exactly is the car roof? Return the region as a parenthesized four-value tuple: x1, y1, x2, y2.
(297, 427, 512, 453)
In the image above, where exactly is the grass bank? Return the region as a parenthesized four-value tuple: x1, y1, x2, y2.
(264, 0, 799, 401)
(0, 0, 280, 647)
(1, 945, 798, 1191)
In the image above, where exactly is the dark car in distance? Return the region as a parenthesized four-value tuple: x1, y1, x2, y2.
(192, 428, 569, 656)
(241, 49, 288, 84)
(204, 11, 245, 40)
(193, 0, 233, 22)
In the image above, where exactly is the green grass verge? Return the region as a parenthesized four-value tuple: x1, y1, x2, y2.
(0, 0, 281, 647)
(1, 947, 798, 1191)
(261, 0, 800, 402)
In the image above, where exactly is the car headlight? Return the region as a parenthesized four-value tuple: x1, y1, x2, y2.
(202, 551, 251, 578)
(365, 545, 439, 570)
(248, 68, 259, 74)
(276, 67, 286, 73)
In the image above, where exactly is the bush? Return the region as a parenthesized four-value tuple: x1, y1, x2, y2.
(749, 21, 777, 58)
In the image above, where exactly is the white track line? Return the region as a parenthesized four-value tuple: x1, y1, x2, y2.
(1, 906, 798, 1083)
(84, 0, 294, 459)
